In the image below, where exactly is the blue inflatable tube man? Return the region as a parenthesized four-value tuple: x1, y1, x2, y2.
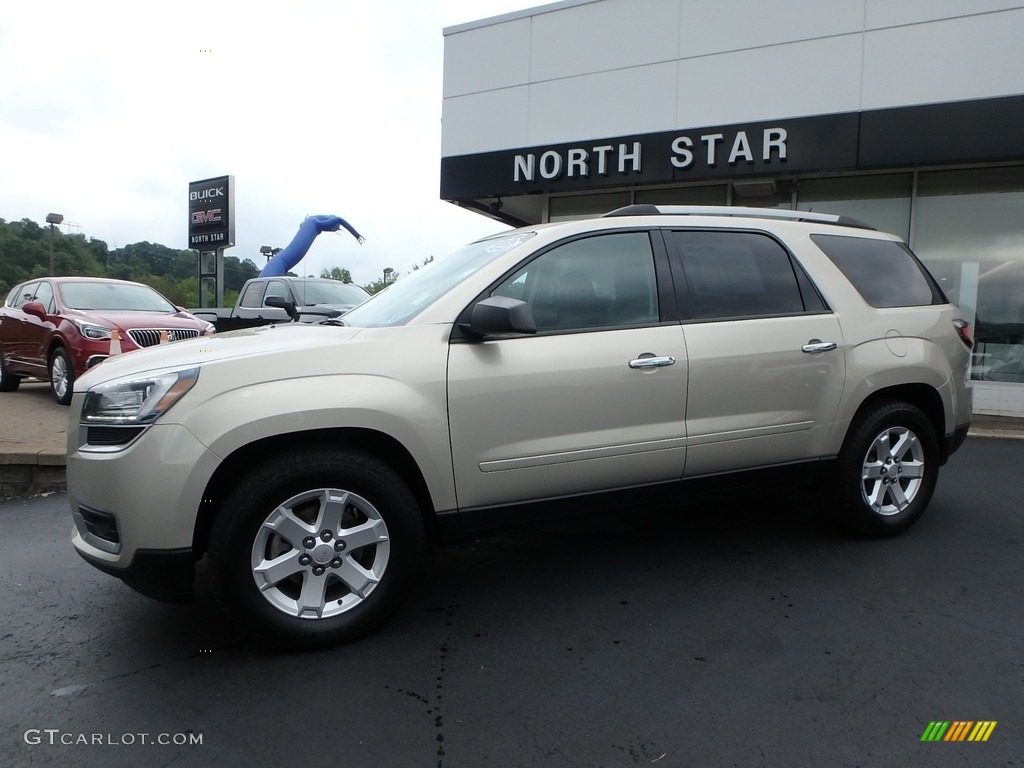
(260, 215, 365, 277)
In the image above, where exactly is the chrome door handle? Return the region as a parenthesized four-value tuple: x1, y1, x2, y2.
(802, 340, 837, 353)
(628, 355, 676, 369)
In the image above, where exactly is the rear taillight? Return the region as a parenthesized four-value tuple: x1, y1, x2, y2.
(953, 319, 973, 349)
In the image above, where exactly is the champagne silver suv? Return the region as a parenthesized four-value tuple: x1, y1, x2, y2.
(68, 206, 973, 648)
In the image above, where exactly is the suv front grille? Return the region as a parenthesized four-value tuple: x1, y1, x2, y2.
(127, 328, 202, 348)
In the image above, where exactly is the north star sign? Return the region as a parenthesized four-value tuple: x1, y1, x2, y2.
(513, 128, 788, 182)
(188, 174, 235, 248)
(438, 113, 861, 201)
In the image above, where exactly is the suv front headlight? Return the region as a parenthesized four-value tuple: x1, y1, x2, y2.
(81, 368, 199, 425)
(73, 319, 114, 340)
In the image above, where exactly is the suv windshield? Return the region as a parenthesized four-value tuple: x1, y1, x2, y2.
(290, 281, 370, 306)
(60, 281, 176, 312)
(342, 231, 535, 327)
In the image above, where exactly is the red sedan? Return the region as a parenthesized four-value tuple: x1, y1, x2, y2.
(0, 277, 214, 404)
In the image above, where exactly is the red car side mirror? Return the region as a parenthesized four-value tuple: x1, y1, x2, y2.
(22, 301, 48, 321)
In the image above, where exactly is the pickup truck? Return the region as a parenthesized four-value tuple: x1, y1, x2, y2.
(190, 276, 370, 332)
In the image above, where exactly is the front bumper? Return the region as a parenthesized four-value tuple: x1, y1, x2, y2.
(68, 418, 220, 598)
(73, 543, 195, 603)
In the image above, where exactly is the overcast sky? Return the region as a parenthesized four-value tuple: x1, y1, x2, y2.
(0, 0, 539, 285)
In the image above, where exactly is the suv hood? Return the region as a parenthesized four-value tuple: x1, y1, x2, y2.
(76, 323, 365, 389)
(65, 308, 202, 328)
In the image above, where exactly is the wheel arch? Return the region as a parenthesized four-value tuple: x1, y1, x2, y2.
(844, 383, 946, 457)
(192, 427, 438, 558)
(47, 336, 72, 368)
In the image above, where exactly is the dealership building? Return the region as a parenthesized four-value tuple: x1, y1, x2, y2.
(440, 0, 1024, 417)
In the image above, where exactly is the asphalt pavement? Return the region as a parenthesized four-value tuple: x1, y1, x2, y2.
(1, 438, 1022, 767)
(1, 377, 1023, 497)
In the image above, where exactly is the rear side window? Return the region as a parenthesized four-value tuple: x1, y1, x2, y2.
(812, 234, 945, 308)
(672, 231, 808, 320)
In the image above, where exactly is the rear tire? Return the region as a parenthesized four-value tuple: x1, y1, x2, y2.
(834, 400, 939, 537)
(49, 346, 74, 405)
(0, 349, 22, 392)
(207, 449, 425, 649)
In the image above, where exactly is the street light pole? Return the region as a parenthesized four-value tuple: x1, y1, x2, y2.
(45, 213, 63, 275)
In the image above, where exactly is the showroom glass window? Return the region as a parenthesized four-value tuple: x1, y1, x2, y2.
(914, 166, 1024, 383)
(548, 192, 632, 222)
(796, 174, 913, 241)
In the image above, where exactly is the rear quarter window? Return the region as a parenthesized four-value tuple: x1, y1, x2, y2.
(811, 234, 946, 308)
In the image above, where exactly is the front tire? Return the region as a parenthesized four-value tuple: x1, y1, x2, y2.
(49, 346, 75, 405)
(207, 449, 425, 649)
(834, 400, 939, 537)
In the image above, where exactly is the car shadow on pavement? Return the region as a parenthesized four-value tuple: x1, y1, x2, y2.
(84, 482, 851, 657)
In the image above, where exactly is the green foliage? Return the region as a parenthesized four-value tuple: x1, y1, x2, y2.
(0, 217, 261, 305)
(320, 266, 353, 283)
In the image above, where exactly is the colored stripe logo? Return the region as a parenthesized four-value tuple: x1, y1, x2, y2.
(921, 721, 997, 742)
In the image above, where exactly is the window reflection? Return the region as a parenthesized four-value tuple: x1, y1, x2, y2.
(914, 167, 1024, 382)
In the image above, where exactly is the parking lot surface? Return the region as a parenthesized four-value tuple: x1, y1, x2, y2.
(1, 437, 1021, 767)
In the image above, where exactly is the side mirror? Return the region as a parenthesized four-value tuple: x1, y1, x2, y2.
(466, 296, 537, 337)
(22, 301, 48, 321)
(264, 296, 299, 321)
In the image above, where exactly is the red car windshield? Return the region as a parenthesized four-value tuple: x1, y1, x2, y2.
(59, 282, 176, 312)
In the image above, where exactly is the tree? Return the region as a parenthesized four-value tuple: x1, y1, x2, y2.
(320, 266, 353, 283)
(363, 267, 398, 295)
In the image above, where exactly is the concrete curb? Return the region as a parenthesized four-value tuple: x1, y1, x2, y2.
(967, 428, 1024, 441)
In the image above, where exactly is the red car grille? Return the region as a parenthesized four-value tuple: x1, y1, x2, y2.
(127, 328, 202, 348)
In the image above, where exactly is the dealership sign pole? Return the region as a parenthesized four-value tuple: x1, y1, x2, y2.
(188, 175, 235, 308)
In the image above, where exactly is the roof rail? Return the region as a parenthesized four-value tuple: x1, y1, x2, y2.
(603, 204, 875, 230)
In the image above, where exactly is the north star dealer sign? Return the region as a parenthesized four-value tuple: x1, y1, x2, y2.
(188, 175, 235, 248)
(439, 113, 860, 201)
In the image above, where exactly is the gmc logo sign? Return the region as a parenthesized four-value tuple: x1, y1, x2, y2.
(191, 209, 222, 224)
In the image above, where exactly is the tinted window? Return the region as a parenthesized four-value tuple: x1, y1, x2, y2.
(673, 231, 805, 320)
(33, 281, 55, 314)
(263, 281, 290, 305)
(15, 282, 39, 308)
(812, 234, 944, 308)
(492, 232, 658, 332)
(239, 281, 266, 308)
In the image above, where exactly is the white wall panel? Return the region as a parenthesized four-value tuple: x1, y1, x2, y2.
(862, 8, 1024, 108)
(529, 0, 681, 81)
(678, 0, 866, 58)
(866, 0, 1024, 29)
(441, 0, 1024, 158)
(441, 87, 530, 156)
(527, 62, 678, 145)
(443, 17, 532, 98)
(675, 35, 864, 128)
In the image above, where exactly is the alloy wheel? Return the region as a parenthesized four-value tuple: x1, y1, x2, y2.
(250, 488, 391, 619)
